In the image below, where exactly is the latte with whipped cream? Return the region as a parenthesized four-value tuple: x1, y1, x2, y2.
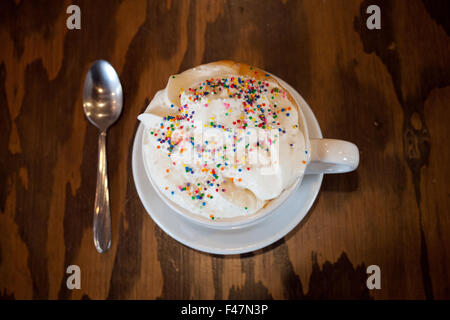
(138, 61, 308, 220)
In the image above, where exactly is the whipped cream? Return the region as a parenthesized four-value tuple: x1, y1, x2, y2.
(139, 62, 307, 220)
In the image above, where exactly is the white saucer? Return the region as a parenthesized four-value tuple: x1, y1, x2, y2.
(132, 83, 323, 255)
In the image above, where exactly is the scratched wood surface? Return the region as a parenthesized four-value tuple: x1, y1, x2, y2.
(1, 0, 449, 300)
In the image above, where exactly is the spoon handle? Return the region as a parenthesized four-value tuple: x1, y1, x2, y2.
(93, 131, 112, 253)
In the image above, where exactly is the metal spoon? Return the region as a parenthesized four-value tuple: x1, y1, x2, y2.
(83, 60, 123, 253)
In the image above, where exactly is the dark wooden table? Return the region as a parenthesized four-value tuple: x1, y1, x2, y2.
(1, 0, 449, 300)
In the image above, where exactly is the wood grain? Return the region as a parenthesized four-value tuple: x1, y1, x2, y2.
(0, 0, 449, 300)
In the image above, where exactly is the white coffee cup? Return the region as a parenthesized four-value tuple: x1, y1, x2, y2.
(141, 71, 359, 229)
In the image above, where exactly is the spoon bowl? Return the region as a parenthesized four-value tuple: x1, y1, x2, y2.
(83, 60, 123, 132)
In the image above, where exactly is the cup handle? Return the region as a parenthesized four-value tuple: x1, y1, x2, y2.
(305, 139, 359, 174)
